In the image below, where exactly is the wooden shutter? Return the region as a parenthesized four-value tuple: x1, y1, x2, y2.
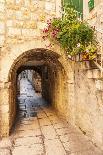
(63, 0, 83, 16)
(88, 0, 94, 12)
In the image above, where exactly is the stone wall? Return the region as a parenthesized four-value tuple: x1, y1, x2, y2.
(83, 0, 103, 30)
(33, 71, 42, 93)
(0, 0, 61, 47)
(0, 0, 5, 46)
(73, 62, 103, 150)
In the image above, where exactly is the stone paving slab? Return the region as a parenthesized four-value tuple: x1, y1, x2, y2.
(59, 133, 88, 143)
(62, 140, 95, 153)
(15, 122, 39, 131)
(12, 144, 44, 155)
(0, 149, 11, 155)
(41, 125, 58, 140)
(14, 136, 42, 147)
(0, 138, 13, 149)
(69, 149, 103, 155)
(39, 118, 52, 127)
(49, 116, 62, 124)
(37, 112, 48, 119)
(14, 128, 42, 138)
(44, 139, 66, 155)
(53, 122, 69, 129)
(55, 127, 72, 136)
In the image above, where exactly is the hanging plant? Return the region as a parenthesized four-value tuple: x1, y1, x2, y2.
(42, 6, 98, 61)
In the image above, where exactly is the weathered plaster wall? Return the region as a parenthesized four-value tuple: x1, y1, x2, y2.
(74, 62, 103, 150)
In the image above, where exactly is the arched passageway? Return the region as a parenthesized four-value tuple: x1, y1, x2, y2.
(8, 49, 69, 134)
(0, 38, 75, 137)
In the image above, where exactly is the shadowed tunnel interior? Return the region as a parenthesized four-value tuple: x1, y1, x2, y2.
(16, 67, 50, 119)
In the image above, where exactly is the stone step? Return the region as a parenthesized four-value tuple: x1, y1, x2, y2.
(86, 69, 101, 79)
(95, 79, 103, 91)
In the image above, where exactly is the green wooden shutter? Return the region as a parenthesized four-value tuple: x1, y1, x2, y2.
(63, 0, 83, 17)
(88, 0, 94, 12)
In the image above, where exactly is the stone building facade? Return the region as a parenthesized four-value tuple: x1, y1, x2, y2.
(0, 0, 103, 151)
(83, 0, 103, 29)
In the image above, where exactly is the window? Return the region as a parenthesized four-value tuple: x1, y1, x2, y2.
(88, 0, 94, 12)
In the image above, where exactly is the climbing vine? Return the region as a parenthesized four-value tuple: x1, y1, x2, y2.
(43, 6, 97, 61)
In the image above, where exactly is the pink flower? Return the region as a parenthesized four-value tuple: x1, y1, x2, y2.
(43, 28, 49, 33)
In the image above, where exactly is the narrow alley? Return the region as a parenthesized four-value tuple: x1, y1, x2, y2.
(0, 77, 102, 155)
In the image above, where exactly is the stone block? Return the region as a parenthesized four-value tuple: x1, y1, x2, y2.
(22, 8, 30, 20)
(23, 21, 37, 29)
(32, 0, 38, 5)
(45, 2, 55, 11)
(87, 69, 101, 79)
(92, 69, 101, 79)
(30, 12, 39, 20)
(0, 126, 9, 137)
(0, 35, 5, 46)
(7, 9, 15, 19)
(0, 21, 5, 34)
(56, 0, 62, 18)
(24, 0, 30, 7)
(6, 3, 20, 11)
(39, 1, 45, 9)
(95, 80, 103, 90)
(7, 20, 13, 27)
(0, 12, 5, 20)
(0, 149, 11, 155)
(6, 3, 13, 10)
(1, 105, 9, 113)
(29, 5, 38, 12)
(37, 22, 47, 30)
(39, 14, 46, 22)
(14, 20, 23, 28)
(6, 0, 14, 3)
(15, 11, 22, 20)
(44, 139, 66, 155)
(0, 138, 12, 149)
(22, 29, 37, 37)
(0, 0, 5, 2)
(1, 113, 9, 125)
(8, 28, 21, 36)
(0, 2, 5, 12)
(15, 0, 21, 4)
(86, 70, 93, 79)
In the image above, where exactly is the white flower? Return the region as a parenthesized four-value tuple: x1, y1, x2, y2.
(77, 43, 80, 47)
(86, 49, 89, 53)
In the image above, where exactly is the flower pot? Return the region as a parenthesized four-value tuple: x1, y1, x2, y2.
(81, 52, 90, 61)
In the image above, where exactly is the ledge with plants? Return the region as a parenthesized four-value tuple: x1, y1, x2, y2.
(42, 6, 98, 61)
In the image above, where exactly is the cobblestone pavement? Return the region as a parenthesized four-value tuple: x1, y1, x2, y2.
(0, 78, 103, 155)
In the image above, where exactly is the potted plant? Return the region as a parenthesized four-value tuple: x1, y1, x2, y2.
(42, 5, 97, 61)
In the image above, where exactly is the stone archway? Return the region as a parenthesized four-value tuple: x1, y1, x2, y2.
(0, 39, 75, 137)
